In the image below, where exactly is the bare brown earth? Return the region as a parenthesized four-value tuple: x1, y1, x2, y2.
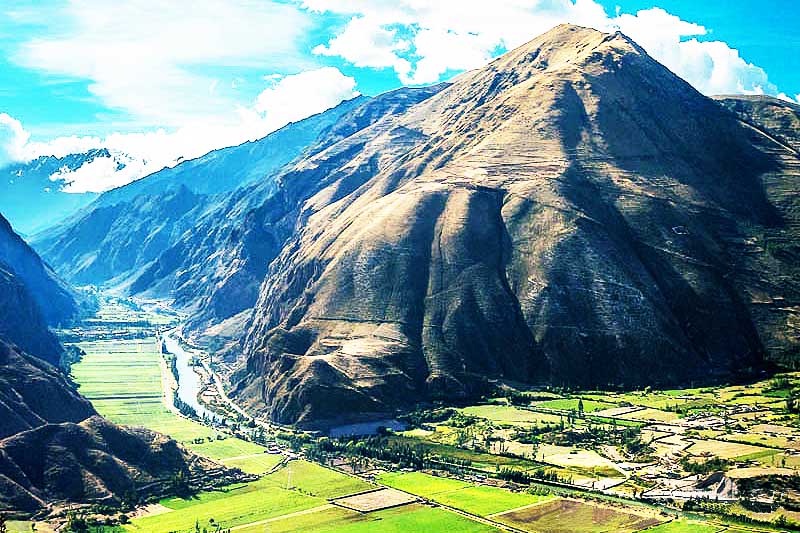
(495, 498, 662, 533)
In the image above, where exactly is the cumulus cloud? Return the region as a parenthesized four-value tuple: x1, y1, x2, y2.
(0, 114, 31, 168)
(2, 68, 359, 193)
(304, 0, 789, 97)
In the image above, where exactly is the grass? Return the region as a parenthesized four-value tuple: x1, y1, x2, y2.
(377, 471, 553, 517)
(262, 460, 374, 499)
(128, 461, 372, 533)
(126, 478, 321, 532)
(641, 520, 721, 532)
(688, 439, 772, 460)
(186, 437, 267, 460)
(222, 453, 285, 475)
(70, 338, 259, 458)
(460, 404, 564, 424)
(534, 398, 616, 412)
(386, 435, 543, 472)
(232, 504, 498, 533)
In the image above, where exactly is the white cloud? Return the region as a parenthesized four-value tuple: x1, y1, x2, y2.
(304, 1, 789, 97)
(314, 15, 412, 77)
(1, 68, 359, 193)
(0, 113, 31, 168)
(12, 0, 312, 128)
(254, 67, 360, 128)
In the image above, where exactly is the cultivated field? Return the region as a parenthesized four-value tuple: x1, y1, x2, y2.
(494, 498, 663, 533)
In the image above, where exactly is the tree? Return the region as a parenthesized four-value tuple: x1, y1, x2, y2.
(0, 513, 7, 533)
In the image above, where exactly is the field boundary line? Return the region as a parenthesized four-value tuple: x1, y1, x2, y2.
(228, 503, 335, 531)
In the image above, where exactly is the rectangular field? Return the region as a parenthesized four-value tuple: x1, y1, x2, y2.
(331, 488, 418, 512)
(494, 498, 663, 533)
(231, 504, 498, 533)
(128, 461, 374, 532)
(377, 471, 552, 517)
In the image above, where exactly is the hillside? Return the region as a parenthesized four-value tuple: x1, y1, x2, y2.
(227, 24, 800, 427)
(0, 214, 80, 332)
(29, 25, 800, 429)
(714, 95, 800, 152)
(0, 214, 241, 515)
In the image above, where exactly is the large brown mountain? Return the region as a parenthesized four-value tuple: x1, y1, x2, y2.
(32, 25, 800, 430)
(226, 24, 799, 428)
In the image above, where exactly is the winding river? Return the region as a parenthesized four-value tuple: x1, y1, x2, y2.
(162, 333, 213, 420)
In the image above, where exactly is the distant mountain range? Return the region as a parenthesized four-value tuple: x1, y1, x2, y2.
(33, 25, 800, 429)
(0, 149, 109, 235)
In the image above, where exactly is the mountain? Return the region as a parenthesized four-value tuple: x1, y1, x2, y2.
(0, 150, 111, 235)
(128, 85, 449, 345)
(33, 25, 800, 430)
(225, 24, 799, 428)
(0, 214, 81, 335)
(0, 340, 95, 440)
(33, 97, 367, 289)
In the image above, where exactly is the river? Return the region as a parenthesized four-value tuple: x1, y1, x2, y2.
(162, 332, 213, 420)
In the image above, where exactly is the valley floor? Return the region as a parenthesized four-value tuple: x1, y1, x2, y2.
(15, 294, 799, 532)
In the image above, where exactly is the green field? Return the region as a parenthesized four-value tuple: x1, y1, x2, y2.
(187, 437, 267, 460)
(641, 521, 721, 532)
(70, 338, 261, 458)
(378, 471, 552, 517)
(461, 404, 564, 424)
(534, 398, 617, 413)
(232, 504, 498, 533)
(126, 461, 376, 532)
(222, 453, 286, 474)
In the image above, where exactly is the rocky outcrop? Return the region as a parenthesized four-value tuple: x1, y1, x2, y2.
(229, 25, 800, 428)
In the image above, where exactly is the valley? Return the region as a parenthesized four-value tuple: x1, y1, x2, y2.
(10, 294, 800, 532)
(1, 18, 798, 533)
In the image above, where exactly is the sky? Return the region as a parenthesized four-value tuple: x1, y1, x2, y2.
(0, 0, 797, 193)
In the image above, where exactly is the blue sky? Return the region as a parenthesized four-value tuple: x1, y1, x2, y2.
(1, 0, 797, 192)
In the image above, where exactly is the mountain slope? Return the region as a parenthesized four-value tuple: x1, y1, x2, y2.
(0, 214, 80, 330)
(126, 85, 449, 345)
(33, 98, 366, 289)
(227, 25, 799, 428)
(0, 215, 240, 514)
(0, 416, 236, 513)
(714, 95, 800, 152)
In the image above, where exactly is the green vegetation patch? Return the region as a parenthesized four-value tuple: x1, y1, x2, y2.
(187, 437, 267, 460)
(377, 471, 552, 517)
(262, 460, 374, 499)
(233, 504, 498, 533)
(533, 398, 616, 413)
(642, 520, 721, 532)
(222, 453, 285, 475)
